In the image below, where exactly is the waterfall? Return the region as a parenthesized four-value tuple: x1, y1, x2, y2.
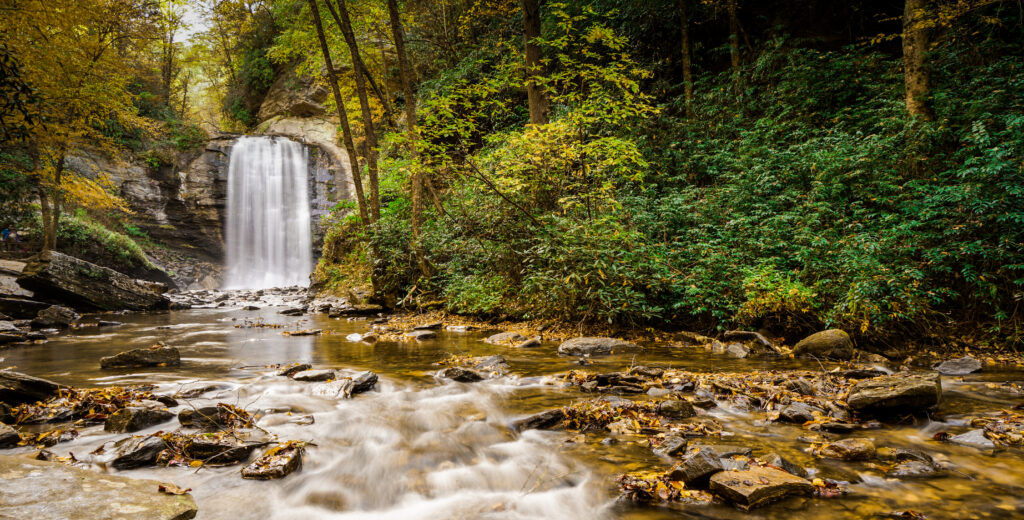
(223, 136, 313, 289)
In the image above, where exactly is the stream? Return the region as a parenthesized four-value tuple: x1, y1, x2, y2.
(3, 300, 1024, 520)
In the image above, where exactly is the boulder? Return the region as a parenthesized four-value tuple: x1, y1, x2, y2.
(557, 337, 642, 356)
(659, 399, 696, 419)
(819, 438, 876, 461)
(405, 330, 436, 340)
(100, 346, 181, 369)
(511, 409, 565, 432)
(0, 320, 20, 333)
(442, 366, 484, 383)
(667, 448, 723, 487)
(762, 452, 808, 478)
(0, 454, 197, 519)
(0, 296, 50, 319)
(311, 372, 377, 399)
(686, 444, 753, 459)
(0, 370, 66, 405)
(0, 333, 24, 345)
(277, 363, 312, 377)
(16, 251, 169, 311)
(514, 337, 542, 349)
(484, 332, 526, 345)
(653, 434, 688, 457)
(414, 321, 442, 330)
(0, 423, 20, 448)
(279, 307, 305, 316)
(792, 329, 854, 360)
(935, 356, 983, 376)
(178, 407, 229, 430)
(328, 304, 383, 317)
(292, 369, 335, 382)
(182, 437, 261, 464)
(472, 355, 510, 373)
(724, 342, 751, 358)
(709, 466, 813, 510)
(349, 371, 378, 395)
(887, 460, 941, 479)
(847, 373, 941, 415)
(110, 435, 168, 469)
(950, 429, 995, 450)
(104, 407, 174, 433)
(241, 442, 304, 480)
(778, 402, 821, 424)
(30, 305, 79, 328)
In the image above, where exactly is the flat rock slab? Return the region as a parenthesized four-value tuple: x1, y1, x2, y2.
(0, 454, 197, 519)
(483, 332, 526, 345)
(847, 372, 941, 415)
(292, 369, 335, 382)
(101, 346, 181, 369)
(16, 251, 169, 311)
(0, 369, 66, 405)
(709, 466, 813, 510)
(557, 337, 642, 356)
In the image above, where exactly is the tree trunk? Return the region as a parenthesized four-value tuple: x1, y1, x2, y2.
(321, 0, 395, 127)
(727, 0, 740, 70)
(180, 72, 189, 119)
(522, 0, 547, 125)
(903, 0, 934, 121)
(679, 0, 693, 117)
(306, 0, 369, 225)
(162, 31, 175, 107)
(387, 0, 430, 277)
(334, 0, 381, 222)
(42, 150, 66, 252)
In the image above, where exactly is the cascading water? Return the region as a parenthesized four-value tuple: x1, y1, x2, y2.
(223, 136, 313, 289)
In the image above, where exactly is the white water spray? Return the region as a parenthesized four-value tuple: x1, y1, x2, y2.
(223, 136, 312, 289)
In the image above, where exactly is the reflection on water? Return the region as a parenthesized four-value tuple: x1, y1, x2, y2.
(3, 308, 1024, 519)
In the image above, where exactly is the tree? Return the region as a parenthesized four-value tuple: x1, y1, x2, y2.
(679, 0, 693, 116)
(727, 0, 739, 70)
(305, 0, 370, 225)
(522, 0, 548, 125)
(903, 0, 934, 120)
(158, 0, 188, 108)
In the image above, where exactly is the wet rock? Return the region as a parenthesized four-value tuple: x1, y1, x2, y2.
(405, 330, 436, 340)
(674, 331, 713, 345)
(30, 305, 79, 329)
(173, 383, 228, 399)
(511, 409, 565, 432)
(0, 370, 66, 405)
(0, 454, 197, 519)
(950, 429, 996, 449)
(442, 367, 485, 382)
(183, 437, 261, 464)
(484, 331, 526, 345)
(721, 458, 750, 471)
(154, 395, 179, 407)
(279, 307, 305, 316)
(414, 321, 442, 330)
(687, 444, 753, 459)
(779, 402, 821, 423)
(659, 399, 696, 419)
(0, 423, 19, 448)
(653, 434, 688, 457)
(243, 305, 260, 310)
(242, 441, 304, 480)
(709, 466, 813, 510)
(110, 435, 167, 469)
(762, 452, 808, 478)
(328, 303, 383, 317)
(878, 447, 933, 465)
(0, 296, 50, 319)
(724, 342, 751, 358)
(311, 371, 377, 399)
(887, 460, 941, 479)
(104, 407, 174, 433)
(557, 337, 642, 356)
(514, 337, 542, 348)
(446, 325, 476, 332)
(292, 369, 335, 382)
(819, 438, 876, 460)
(97, 320, 123, 327)
(178, 406, 229, 430)
(629, 366, 665, 379)
(472, 355, 510, 373)
(0, 332, 23, 345)
(16, 251, 170, 311)
(0, 320, 21, 333)
(277, 363, 312, 377)
(100, 345, 181, 369)
(667, 449, 723, 488)
(837, 368, 889, 379)
(792, 329, 854, 360)
(847, 372, 941, 415)
(935, 356, 983, 376)
(820, 421, 860, 433)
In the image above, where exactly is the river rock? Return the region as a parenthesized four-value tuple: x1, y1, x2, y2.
(725, 342, 751, 358)
(0, 320, 21, 333)
(785, 378, 816, 396)
(183, 437, 261, 464)
(104, 407, 174, 433)
(950, 429, 996, 449)
(653, 434, 688, 457)
(0, 332, 23, 345)
(847, 372, 941, 415)
(414, 321, 442, 330)
(687, 444, 753, 459)
(310, 371, 377, 399)
(819, 438, 875, 460)
(97, 320, 123, 327)
(659, 399, 696, 419)
(484, 331, 526, 345)
(328, 303, 383, 317)
(277, 363, 312, 377)
(100, 345, 181, 369)
(173, 384, 228, 399)
(792, 329, 854, 360)
(110, 435, 167, 469)
(0, 423, 19, 448)
(241, 443, 303, 480)
(779, 402, 821, 423)
(514, 337, 542, 348)
(279, 307, 305, 316)
(178, 406, 228, 430)
(0, 296, 50, 319)
(557, 337, 642, 356)
(405, 330, 436, 340)
(292, 369, 335, 382)
(349, 371, 378, 395)
(935, 356, 983, 375)
(0, 454, 197, 519)
(30, 305, 79, 328)
(442, 367, 484, 383)
(511, 409, 565, 432)
(762, 452, 808, 478)
(667, 448, 723, 487)
(472, 355, 510, 373)
(887, 460, 941, 479)
(709, 466, 813, 510)
(16, 251, 170, 311)
(0, 370, 66, 405)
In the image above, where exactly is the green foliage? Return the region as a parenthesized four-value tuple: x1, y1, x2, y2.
(53, 210, 156, 270)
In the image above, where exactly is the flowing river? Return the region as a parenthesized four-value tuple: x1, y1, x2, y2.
(3, 300, 1024, 520)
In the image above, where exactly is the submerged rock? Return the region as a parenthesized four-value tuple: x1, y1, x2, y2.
(101, 345, 181, 369)
(110, 435, 167, 469)
(511, 409, 565, 432)
(30, 305, 79, 328)
(659, 399, 696, 419)
(557, 337, 642, 356)
(484, 331, 526, 345)
(442, 366, 484, 383)
(950, 429, 996, 449)
(935, 356, 983, 376)
(792, 329, 854, 360)
(277, 363, 312, 377)
(241, 441, 304, 480)
(16, 251, 170, 311)
(847, 372, 941, 415)
(182, 437, 261, 464)
(819, 438, 876, 460)
(292, 369, 335, 382)
(0, 370, 66, 405)
(104, 407, 174, 433)
(0, 454, 197, 519)
(887, 460, 941, 479)
(709, 466, 813, 510)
